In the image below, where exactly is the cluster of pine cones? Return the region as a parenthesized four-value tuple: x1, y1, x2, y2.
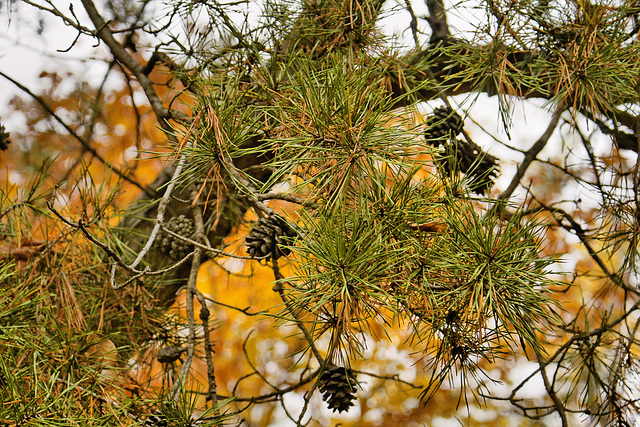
(144, 414, 168, 427)
(236, 108, 497, 417)
(154, 215, 196, 260)
(245, 213, 297, 260)
(424, 106, 499, 194)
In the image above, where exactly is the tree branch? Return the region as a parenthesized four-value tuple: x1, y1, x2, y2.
(425, 0, 451, 43)
(272, 258, 325, 366)
(498, 111, 562, 201)
(80, 0, 171, 123)
(171, 191, 205, 400)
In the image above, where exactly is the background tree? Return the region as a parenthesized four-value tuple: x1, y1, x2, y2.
(1, 0, 640, 426)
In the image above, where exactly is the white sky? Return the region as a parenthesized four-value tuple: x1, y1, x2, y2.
(0, 0, 552, 196)
(0, 1, 105, 115)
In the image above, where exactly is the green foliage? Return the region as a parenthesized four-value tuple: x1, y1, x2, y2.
(147, 385, 235, 426)
(285, 207, 407, 361)
(263, 55, 422, 201)
(448, 0, 640, 115)
(437, 203, 558, 348)
(0, 165, 197, 426)
(165, 8, 568, 405)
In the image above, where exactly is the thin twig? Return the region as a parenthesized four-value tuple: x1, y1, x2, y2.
(272, 258, 325, 366)
(534, 198, 635, 294)
(498, 111, 562, 201)
(127, 142, 191, 271)
(201, 295, 261, 316)
(256, 192, 320, 209)
(171, 197, 203, 400)
(161, 225, 270, 261)
(403, 0, 420, 47)
(535, 351, 569, 426)
(192, 198, 219, 412)
(80, 0, 171, 122)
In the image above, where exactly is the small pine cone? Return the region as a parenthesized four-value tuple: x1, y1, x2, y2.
(318, 366, 358, 413)
(446, 139, 499, 194)
(143, 413, 203, 426)
(0, 123, 10, 151)
(155, 215, 195, 260)
(424, 106, 464, 143)
(245, 213, 296, 260)
(144, 414, 168, 427)
(157, 345, 187, 364)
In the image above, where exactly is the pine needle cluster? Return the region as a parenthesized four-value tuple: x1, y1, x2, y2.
(159, 6, 565, 407)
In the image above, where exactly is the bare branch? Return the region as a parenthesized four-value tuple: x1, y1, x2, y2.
(425, 0, 451, 43)
(171, 192, 205, 399)
(80, 0, 171, 123)
(498, 111, 562, 201)
(272, 258, 325, 366)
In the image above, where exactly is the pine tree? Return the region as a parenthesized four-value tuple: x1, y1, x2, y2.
(2, 0, 640, 425)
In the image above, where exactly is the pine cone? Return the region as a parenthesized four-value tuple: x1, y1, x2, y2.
(423, 107, 499, 194)
(245, 213, 296, 260)
(155, 215, 195, 260)
(445, 139, 499, 194)
(0, 123, 10, 151)
(144, 414, 168, 427)
(157, 345, 187, 364)
(143, 412, 203, 426)
(424, 106, 464, 143)
(318, 365, 358, 413)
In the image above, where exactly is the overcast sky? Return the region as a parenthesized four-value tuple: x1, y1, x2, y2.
(0, 0, 443, 119)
